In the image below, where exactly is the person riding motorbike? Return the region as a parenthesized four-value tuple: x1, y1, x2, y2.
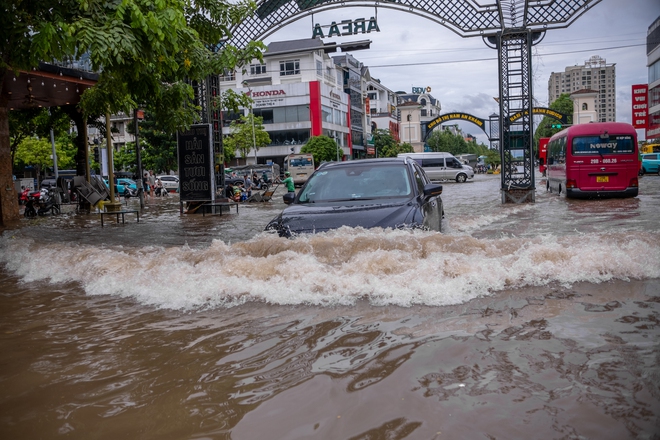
(154, 178, 168, 197)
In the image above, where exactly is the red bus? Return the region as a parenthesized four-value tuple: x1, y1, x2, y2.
(546, 122, 639, 199)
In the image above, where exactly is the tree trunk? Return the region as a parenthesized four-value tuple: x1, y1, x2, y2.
(0, 90, 21, 227)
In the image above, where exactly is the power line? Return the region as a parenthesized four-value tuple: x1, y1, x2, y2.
(366, 43, 646, 69)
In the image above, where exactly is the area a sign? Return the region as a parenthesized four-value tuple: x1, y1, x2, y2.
(312, 17, 380, 38)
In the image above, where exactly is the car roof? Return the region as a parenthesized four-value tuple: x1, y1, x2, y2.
(318, 157, 409, 171)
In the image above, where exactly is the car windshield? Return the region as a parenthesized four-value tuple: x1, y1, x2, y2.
(298, 164, 412, 203)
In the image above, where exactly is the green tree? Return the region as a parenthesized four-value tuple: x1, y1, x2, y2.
(533, 93, 573, 155)
(427, 129, 468, 155)
(9, 107, 72, 170)
(465, 137, 489, 156)
(300, 135, 341, 166)
(223, 114, 271, 165)
(113, 142, 136, 174)
(0, 0, 264, 224)
(372, 129, 414, 157)
(223, 144, 237, 165)
(13, 135, 76, 181)
(399, 142, 414, 155)
(124, 110, 178, 174)
(485, 148, 501, 169)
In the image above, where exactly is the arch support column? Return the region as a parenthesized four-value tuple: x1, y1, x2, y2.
(494, 30, 536, 204)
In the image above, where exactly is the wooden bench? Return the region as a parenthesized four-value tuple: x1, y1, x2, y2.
(100, 210, 140, 226)
(200, 202, 239, 216)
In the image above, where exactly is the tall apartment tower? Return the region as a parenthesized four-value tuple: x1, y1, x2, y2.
(547, 55, 616, 122)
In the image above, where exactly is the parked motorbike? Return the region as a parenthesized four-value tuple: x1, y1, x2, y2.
(155, 186, 169, 197)
(18, 187, 31, 205)
(24, 188, 60, 218)
(123, 186, 138, 198)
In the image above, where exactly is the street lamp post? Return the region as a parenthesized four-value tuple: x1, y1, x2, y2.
(242, 81, 257, 165)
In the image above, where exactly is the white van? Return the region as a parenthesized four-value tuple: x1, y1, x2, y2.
(398, 152, 475, 183)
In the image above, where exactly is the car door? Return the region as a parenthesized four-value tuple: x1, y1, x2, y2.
(443, 157, 462, 180)
(411, 163, 442, 231)
(644, 154, 659, 173)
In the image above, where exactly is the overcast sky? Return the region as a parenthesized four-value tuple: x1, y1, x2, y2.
(263, 0, 660, 143)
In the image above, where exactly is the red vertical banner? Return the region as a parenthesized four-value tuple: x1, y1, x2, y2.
(309, 81, 322, 136)
(632, 84, 648, 129)
(346, 93, 352, 157)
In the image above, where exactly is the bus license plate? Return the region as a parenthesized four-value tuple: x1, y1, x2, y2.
(596, 176, 609, 183)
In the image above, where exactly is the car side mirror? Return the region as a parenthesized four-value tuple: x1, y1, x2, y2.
(283, 192, 295, 204)
(423, 183, 443, 198)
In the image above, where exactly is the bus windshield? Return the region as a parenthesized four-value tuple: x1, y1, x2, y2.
(572, 135, 635, 155)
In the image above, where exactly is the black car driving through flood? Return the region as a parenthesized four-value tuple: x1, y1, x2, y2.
(265, 157, 444, 237)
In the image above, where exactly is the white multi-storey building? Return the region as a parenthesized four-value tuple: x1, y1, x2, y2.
(395, 90, 442, 152)
(223, 38, 355, 167)
(547, 55, 616, 122)
(366, 77, 399, 147)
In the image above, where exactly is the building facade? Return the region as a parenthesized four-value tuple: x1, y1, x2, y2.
(647, 16, 660, 140)
(548, 55, 616, 122)
(223, 38, 352, 168)
(366, 78, 399, 147)
(332, 53, 367, 157)
(570, 89, 599, 124)
(396, 91, 442, 152)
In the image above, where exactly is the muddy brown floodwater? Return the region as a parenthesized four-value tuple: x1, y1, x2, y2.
(1, 174, 659, 439)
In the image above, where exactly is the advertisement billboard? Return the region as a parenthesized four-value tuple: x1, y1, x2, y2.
(632, 84, 648, 129)
(177, 124, 215, 202)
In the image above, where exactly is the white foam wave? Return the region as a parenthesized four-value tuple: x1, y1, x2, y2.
(446, 203, 535, 233)
(1, 228, 659, 310)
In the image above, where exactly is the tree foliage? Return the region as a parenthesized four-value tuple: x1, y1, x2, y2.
(533, 93, 573, 154)
(9, 107, 71, 168)
(425, 128, 491, 157)
(223, 114, 271, 165)
(13, 134, 77, 178)
(300, 135, 341, 166)
(1, 0, 266, 223)
(484, 149, 501, 168)
(372, 129, 413, 157)
(72, 0, 265, 130)
(427, 129, 468, 155)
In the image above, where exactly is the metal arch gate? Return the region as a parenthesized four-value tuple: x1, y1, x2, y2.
(205, 0, 602, 203)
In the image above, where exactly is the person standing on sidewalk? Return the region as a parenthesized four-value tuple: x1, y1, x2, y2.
(148, 170, 156, 198)
(143, 171, 150, 200)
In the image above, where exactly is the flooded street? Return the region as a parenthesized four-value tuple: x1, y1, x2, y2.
(1, 174, 659, 439)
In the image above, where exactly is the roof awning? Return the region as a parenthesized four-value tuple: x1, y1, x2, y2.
(2, 62, 98, 110)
